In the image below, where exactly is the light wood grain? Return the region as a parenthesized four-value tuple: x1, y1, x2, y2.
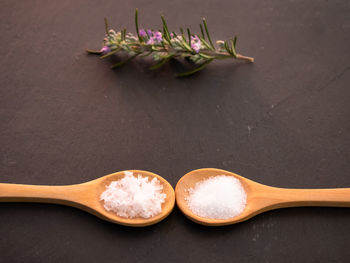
(0, 170, 175, 227)
(175, 168, 350, 226)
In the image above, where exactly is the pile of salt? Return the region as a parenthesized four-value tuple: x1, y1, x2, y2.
(187, 175, 246, 219)
(100, 171, 166, 219)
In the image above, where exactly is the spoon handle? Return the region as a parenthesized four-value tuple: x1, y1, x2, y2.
(264, 187, 350, 208)
(0, 183, 88, 206)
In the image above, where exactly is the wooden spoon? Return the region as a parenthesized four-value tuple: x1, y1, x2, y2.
(0, 170, 175, 227)
(175, 168, 350, 226)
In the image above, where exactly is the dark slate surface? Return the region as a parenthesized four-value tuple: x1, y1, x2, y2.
(1, 0, 350, 262)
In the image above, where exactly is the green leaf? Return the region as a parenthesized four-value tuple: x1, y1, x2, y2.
(150, 54, 174, 70)
(180, 28, 186, 41)
(161, 36, 167, 48)
(202, 18, 215, 50)
(173, 36, 190, 51)
(200, 24, 205, 39)
(198, 53, 215, 59)
(135, 8, 141, 41)
(182, 40, 192, 52)
(86, 49, 102, 55)
(150, 59, 168, 70)
(104, 18, 109, 35)
(230, 39, 237, 58)
(189, 55, 204, 64)
(197, 36, 212, 49)
(224, 41, 233, 56)
(100, 48, 120, 59)
(122, 28, 126, 41)
(233, 36, 237, 47)
(161, 16, 170, 32)
(140, 51, 153, 57)
(162, 25, 171, 45)
(161, 15, 173, 46)
(187, 28, 191, 46)
(176, 58, 214, 77)
(178, 28, 192, 51)
(111, 53, 140, 69)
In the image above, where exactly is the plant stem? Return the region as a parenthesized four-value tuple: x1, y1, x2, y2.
(201, 50, 254, 62)
(236, 54, 254, 62)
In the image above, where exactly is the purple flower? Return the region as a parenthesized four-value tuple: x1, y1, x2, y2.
(146, 31, 163, 45)
(153, 31, 162, 42)
(139, 29, 147, 37)
(147, 29, 152, 36)
(100, 46, 111, 54)
(146, 38, 155, 45)
(170, 33, 174, 38)
(191, 35, 201, 53)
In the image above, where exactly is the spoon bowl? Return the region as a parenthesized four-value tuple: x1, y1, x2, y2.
(0, 170, 175, 227)
(175, 168, 350, 226)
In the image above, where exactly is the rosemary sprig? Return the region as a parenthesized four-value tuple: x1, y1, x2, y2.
(87, 9, 254, 77)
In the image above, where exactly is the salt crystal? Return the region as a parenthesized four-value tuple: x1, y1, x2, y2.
(187, 175, 246, 219)
(100, 171, 166, 218)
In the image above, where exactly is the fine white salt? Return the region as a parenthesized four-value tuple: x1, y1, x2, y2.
(100, 171, 166, 219)
(187, 175, 246, 219)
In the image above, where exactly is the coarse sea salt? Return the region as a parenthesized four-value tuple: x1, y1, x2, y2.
(100, 171, 166, 219)
(187, 175, 246, 219)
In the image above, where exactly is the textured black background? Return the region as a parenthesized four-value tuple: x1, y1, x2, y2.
(1, 0, 350, 262)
